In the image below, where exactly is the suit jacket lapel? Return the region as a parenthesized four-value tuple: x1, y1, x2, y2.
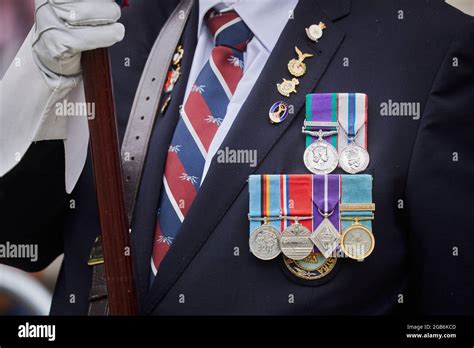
(144, 0, 350, 314)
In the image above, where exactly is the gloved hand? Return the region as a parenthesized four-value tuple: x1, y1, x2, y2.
(32, 0, 125, 77)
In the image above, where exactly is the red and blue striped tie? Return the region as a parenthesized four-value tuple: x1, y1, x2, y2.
(150, 10, 253, 277)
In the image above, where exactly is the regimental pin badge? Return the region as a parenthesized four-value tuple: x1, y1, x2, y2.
(172, 45, 184, 66)
(160, 44, 185, 114)
(288, 46, 314, 78)
(306, 22, 326, 42)
(163, 66, 181, 94)
(269, 101, 289, 124)
(277, 78, 299, 97)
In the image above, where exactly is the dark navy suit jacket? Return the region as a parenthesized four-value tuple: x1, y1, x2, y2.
(1, 0, 474, 315)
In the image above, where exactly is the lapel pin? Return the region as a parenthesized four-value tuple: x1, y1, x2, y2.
(172, 45, 184, 66)
(288, 46, 314, 78)
(277, 78, 299, 97)
(269, 101, 289, 123)
(306, 22, 326, 42)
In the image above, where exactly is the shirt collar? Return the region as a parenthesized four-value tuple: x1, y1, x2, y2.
(198, 0, 299, 51)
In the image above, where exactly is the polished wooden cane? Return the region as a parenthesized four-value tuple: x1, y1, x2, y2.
(82, 48, 138, 315)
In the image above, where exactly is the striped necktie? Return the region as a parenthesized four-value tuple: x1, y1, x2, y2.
(150, 10, 253, 277)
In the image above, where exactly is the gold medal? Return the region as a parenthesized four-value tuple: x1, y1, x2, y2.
(277, 78, 299, 97)
(284, 251, 337, 280)
(288, 46, 314, 77)
(340, 217, 375, 260)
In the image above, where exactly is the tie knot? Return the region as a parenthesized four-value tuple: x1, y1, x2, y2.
(206, 10, 253, 51)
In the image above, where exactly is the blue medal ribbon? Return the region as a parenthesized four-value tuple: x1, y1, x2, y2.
(249, 175, 281, 234)
(340, 174, 373, 231)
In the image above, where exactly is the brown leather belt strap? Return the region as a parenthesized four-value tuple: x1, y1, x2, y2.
(87, 0, 195, 316)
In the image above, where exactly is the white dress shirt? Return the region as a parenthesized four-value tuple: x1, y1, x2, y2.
(0, 0, 297, 193)
(189, 0, 298, 182)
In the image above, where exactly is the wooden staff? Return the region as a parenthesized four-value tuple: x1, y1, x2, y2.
(82, 48, 138, 315)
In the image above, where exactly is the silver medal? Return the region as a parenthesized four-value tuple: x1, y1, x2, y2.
(303, 140, 339, 175)
(310, 218, 340, 258)
(249, 224, 281, 260)
(280, 223, 313, 260)
(339, 142, 370, 174)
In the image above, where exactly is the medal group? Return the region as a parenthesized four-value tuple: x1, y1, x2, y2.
(248, 22, 376, 280)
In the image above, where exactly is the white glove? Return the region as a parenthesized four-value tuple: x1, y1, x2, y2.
(33, 0, 125, 77)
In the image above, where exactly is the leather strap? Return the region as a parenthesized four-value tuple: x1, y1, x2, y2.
(121, 0, 195, 223)
(87, 236, 109, 315)
(88, 0, 195, 316)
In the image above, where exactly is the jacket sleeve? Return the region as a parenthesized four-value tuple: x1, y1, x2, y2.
(405, 19, 474, 315)
(0, 28, 90, 193)
(0, 140, 67, 272)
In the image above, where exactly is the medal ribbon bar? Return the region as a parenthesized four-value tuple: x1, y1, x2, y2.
(305, 93, 369, 153)
(249, 175, 282, 234)
(340, 175, 373, 229)
(281, 175, 313, 232)
(336, 93, 368, 150)
(312, 175, 341, 233)
(305, 93, 339, 149)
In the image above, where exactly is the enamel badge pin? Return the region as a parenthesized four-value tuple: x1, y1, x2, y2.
(288, 46, 314, 78)
(269, 101, 289, 123)
(277, 78, 299, 97)
(306, 22, 326, 42)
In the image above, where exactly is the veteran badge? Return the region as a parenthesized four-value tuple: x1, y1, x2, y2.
(306, 22, 326, 42)
(277, 78, 299, 97)
(269, 101, 289, 124)
(163, 66, 181, 94)
(160, 44, 185, 113)
(172, 45, 184, 66)
(288, 46, 314, 78)
(284, 251, 337, 280)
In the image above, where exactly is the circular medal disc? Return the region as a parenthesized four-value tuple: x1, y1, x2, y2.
(339, 143, 370, 174)
(303, 140, 339, 175)
(340, 224, 375, 260)
(249, 225, 281, 260)
(280, 223, 313, 260)
(284, 252, 337, 280)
